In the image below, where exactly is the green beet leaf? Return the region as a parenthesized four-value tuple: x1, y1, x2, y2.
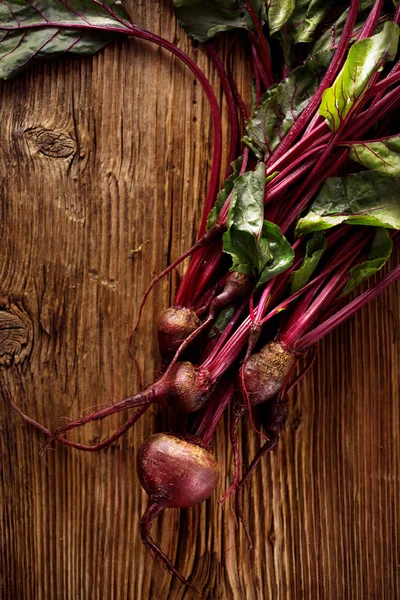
(173, 0, 266, 42)
(222, 162, 293, 288)
(343, 228, 393, 295)
(312, 1, 378, 54)
(226, 162, 266, 235)
(243, 49, 332, 159)
(312, 7, 350, 54)
(287, 0, 334, 44)
(207, 156, 243, 229)
(296, 171, 400, 235)
(277, 0, 335, 67)
(291, 232, 326, 293)
(0, 1, 132, 79)
(223, 220, 294, 288)
(348, 136, 400, 176)
(256, 221, 295, 287)
(208, 306, 235, 338)
(267, 0, 295, 35)
(319, 21, 400, 131)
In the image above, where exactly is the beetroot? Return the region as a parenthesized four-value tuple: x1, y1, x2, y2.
(162, 361, 212, 413)
(137, 433, 219, 584)
(238, 341, 295, 408)
(157, 307, 201, 359)
(220, 341, 295, 503)
(158, 272, 254, 374)
(138, 433, 219, 508)
(209, 271, 253, 318)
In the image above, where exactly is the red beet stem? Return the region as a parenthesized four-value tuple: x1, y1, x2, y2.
(193, 379, 234, 445)
(249, 33, 272, 90)
(267, 122, 328, 174)
(200, 297, 249, 364)
(128, 225, 222, 352)
(267, 0, 360, 165)
(280, 245, 366, 350)
(356, 0, 384, 40)
(298, 264, 400, 349)
(175, 244, 216, 307)
(206, 42, 240, 178)
(245, 0, 274, 84)
(252, 45, 263, 104)
(395, 2, 400, 24)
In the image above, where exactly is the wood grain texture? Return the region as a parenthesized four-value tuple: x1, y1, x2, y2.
(0, 2, 399, 599)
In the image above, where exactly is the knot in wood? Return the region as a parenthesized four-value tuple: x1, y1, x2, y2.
(26, 127, 76, 158)
(0, 304, 33, 366)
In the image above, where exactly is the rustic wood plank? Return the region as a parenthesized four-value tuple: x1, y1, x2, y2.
(0, 3, 399, 599)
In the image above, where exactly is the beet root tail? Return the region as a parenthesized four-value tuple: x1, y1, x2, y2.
(10, 394, 149, 453)
(234, 435, 279, 550)
(219, 406, 244, 503)
(140, 499, 197, 590)
(234, 485, 253, 551)
(40, 389, 154, 455)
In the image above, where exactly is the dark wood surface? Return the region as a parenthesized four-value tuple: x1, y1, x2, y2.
(1, 3, 399, 599)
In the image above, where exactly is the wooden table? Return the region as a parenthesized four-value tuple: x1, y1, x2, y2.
(1, 3, 399, 598)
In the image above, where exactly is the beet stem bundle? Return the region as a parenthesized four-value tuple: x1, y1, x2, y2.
(5, 0, 400, 587)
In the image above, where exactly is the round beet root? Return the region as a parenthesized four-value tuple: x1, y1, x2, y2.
(137, 433, 219, 508)
(239, 341, 294, 407)
(223, 342, 294, 502)
(209, 271, 253, 317)
(137, 433, 219, 585)
(157, 306, 201, 359)
(162, 361, 211, 413)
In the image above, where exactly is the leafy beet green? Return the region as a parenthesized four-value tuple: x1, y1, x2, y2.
(255, 221, 294, 287)
(296, 171, 400, 235)
(208, 307, 236, 338)
(223, 218, 294, 288)
(311, 0, 385, 55)
(348, 135, 400, 175)
(172, 0, 267, 42)
(267, 0, 295, 35)
(343, 227, 393, 294)
(225, 162, 267, 239)
(319, 22, 400, 131)
(222, 163, 294, 287)
(312, 8, 351, 54)
(243, 49, 332, 159)
(207, 156, 243, 229)
(291, 232, 327, 293)
(286, 0, 335, 44)
(0, 1, 132, 79)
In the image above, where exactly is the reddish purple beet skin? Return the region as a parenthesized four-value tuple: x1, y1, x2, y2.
(157, 307, 201, 359)
(162, 361, 211, 413)
(137, 433, 219, 508)
(239, 341, 294, 407)
(209, 271, 253, 317)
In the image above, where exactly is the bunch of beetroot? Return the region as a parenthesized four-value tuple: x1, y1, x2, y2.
(10, 0, 400, 586)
